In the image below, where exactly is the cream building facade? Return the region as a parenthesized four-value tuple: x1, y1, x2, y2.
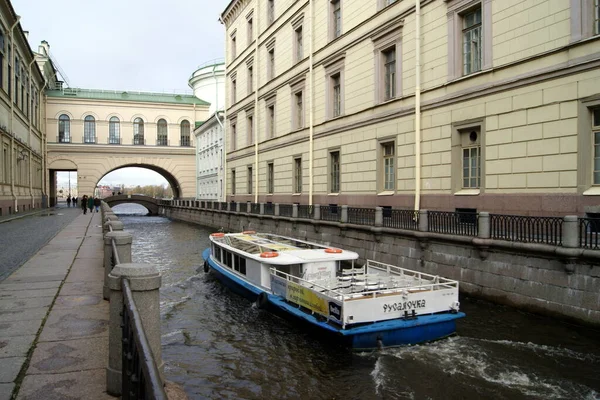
(221, 0, 600, 216)
(0, 0, 46, 216)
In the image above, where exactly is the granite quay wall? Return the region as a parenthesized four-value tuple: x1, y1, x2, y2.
(160, 201, 600, 328)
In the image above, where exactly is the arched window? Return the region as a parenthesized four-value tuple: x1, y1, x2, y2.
(109, 116, 120, 144)
(133, 117, 144, 145)
(58, 114, 70, 143)
(180, 120, 190, 146)
(157, 119, 168, 146)
(84, 115, 95, 143)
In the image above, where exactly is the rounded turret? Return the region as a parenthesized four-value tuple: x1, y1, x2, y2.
(188, 59, 225, 115)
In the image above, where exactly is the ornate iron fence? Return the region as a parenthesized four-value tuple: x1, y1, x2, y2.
(264, 203, 275, 215)
(121, 279, 167, 400)
(250, 203, 260, 214)
(220, 202, 228, 211)
(279, 204, 293, 217)
(348, 207, 375, 225)
(490, 214, 562, 246)
(321, 205, 340, 222)
(383, 208, 419, 230)
(579, 218, 600, 249)
(429, 211, 478, 236)
(297, 204, 312, 219)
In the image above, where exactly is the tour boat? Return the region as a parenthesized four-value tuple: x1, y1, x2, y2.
(202, 231, 465, 350)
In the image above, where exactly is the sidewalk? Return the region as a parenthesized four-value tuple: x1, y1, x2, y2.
(0, 210, 111, 400)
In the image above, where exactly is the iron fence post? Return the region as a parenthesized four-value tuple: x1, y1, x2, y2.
(562, 215, 579, 248)
(478, 212, 490, 239)
(375, 207, 383, 227)
(292, 204, 298, 218)
(341, 205, 348, 223)
(107, 263, 163, 396)
(103, 231, 132, 300)
(419, 210, 429, 232)
(313, 204, 321, 220)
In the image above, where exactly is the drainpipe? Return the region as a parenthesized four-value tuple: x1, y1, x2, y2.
(217, 21, 227, 202)
(27, 57, 36, 205)
(414, 0, 422, 211)
(9, 15, 21, 212)
(253, 2, 259, 204)
(41, 79, 48, 207)
(309, 0, 314, 206)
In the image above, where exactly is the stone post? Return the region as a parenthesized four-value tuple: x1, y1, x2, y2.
(313, 204, 321, 220)
(236, 202, 241, 212)
(419, 210, 429, 232)
(246, 202, 251, 213)
(478, 212, 490, 239)
(275, 203, 280, 216)
(341, 205, 348, 223)
(375, 207, 383, 227)
(107, 263, 163, 396)
(260, 203, 265, 215)
(104, 220, 124, 236)
(292, 204, 298, 218)
(562, 215, 579, 248)
(103, 231, 132, 300)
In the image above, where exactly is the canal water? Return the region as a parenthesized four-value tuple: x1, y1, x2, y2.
(112, 204, 600, 400)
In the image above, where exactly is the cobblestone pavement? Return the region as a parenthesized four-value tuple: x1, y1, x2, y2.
(0, 205, 84, 282)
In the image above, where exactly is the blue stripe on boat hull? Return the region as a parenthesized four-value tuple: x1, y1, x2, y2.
(203, 248, 465, 350)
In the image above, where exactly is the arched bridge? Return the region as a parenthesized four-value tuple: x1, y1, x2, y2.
(103, 195, 160, 215)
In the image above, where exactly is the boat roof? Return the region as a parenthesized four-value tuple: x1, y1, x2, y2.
(210, 232, 359, 264)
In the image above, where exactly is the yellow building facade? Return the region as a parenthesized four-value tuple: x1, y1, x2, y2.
(221, 0, 600, 216)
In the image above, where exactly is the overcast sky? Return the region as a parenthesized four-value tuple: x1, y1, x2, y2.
(14, 0, 226, 187)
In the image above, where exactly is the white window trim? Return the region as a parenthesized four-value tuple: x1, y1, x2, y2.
(571, 0, 598, 42)
(293, 156, 303, 194)
(451, 119, 485, 195)
(324, 55, 345, 119)
(230, 29, 237, 60)
(372, 19, 403, 104)
(266, 38, 276, 81)
(446, 0, 492, 80)
(292, 14, 304, 64)
(265, 95, 276, 139)
(246, 108, 254, 146)
(329, 148, 341, 194)
(329, 0, 343, 42)
(578, 96, 600, 194)
(290, 78, 306, 131)
(378, 138, 397, 193)
(246, 10, 254, 47)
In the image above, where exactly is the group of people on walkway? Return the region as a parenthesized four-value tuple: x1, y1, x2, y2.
(79, 195, 101, 215)
(65, 196, 78, 207)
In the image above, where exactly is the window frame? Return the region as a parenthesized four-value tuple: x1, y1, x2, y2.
(267, 161, 274, 194)
(292, 14, 305, 64)
(378, 139, 396, 193)
(246, 111, 254, 146)
(446, 0, 492, 80)
(451, 119, 485, 195)
(109, 116, 121, 145)
(294, 156, 302, 194)
(329, 0, 342, 41)
(133, 117, 145, 145)
(290, 78, 306, 131)
(324, 56, 345, 120)
(180, 120, 191, 147)
(247, 62, 253, 94)
(230, 119, 237, 152)
(157, 118, 168, 146)
(84, 115, 96, 144)
(372, 23, 402, 104)
(231, 168, 236, 195)
(571, 0, 600, 41)
(58, 114, 70, 143)
(329, 149, 341, 194)
(267, 0, 275, 25)
(266, 95, 276, 139)
(247, 165, 253, 194)
(578, 97, 600, 194)
(246, 11, 254, 46)
(230, 30, 237, 60)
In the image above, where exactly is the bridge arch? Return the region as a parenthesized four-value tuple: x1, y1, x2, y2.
(103, 195, 159, 215)
(97, 164, 182, 198)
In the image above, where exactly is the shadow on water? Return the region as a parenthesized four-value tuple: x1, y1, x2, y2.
(116, 215, 600, 400)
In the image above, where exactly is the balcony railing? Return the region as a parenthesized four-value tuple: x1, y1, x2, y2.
(57, 135, 71, 143)
(156, 137, 169, 146)
(133, 137, 145, 145)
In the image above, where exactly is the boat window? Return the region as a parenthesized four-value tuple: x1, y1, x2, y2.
(224, 250, 233, 268)
(239, 256, 246, 274)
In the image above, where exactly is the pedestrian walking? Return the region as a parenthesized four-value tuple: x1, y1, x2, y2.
(73, 196, 78, 206)
(93, 197, 101, 213)
(66, 196, 71, 207)
(81, 195, 88, 214)
(88, 196, 94, 214)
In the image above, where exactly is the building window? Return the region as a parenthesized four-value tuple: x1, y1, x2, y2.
(180, 120, 190, 146)
(267, 104, 275, 138)
(133, 117, 144, 145)
(331, 0, 342, 40)
(332, 73, 341, 117)
(109, 116, 120, 144)
(14, 55, 19, 106)
(247, 65, 253, 93)
(157, 118, 168, 146)
(593, 109, 600, 184)
(381, 141, 395, 191)
(462, 7, 482, 75)
(294, 157, 302, 193)
(447, 1, 491, 80)
(295, 26, 303, 62)
(0, 30, 4, 92)
(247, 166, 253, 194)
(231, 122, 237, 151)
(267, 162, 274, 194)
(383, 47, 396, 101)
(247, 114, 253, 145)
(595, 0, 600, 34)
(247, 16, 253, 46)
(268, 48, 275, 80)
(463, 145, 480, 188)
(293, 91, 303, 130)
(330, 150, 340, 193)
(453, 126, 482, 191)
(84, 115, 96, 143)
(231, 77, 237, 103)
(231, 169, 236, 195)
(231, 34, 237, 59)
(267, 0, 275, 24)
(58, 114, 70, 143)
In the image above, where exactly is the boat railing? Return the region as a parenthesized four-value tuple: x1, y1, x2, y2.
(366, 259, 459, 287)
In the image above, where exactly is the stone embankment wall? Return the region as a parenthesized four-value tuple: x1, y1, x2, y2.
(160, 205, 600, 327)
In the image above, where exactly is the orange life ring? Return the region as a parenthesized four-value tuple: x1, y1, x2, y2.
(325, 248, 342, 254)
(242, 230, 256, 234)
(260, 251, 279, 258)
(211, 232, 225, 238)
